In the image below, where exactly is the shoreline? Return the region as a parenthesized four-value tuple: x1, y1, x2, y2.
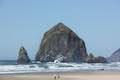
(0, 70, 120, 76)
(0, 71, 120, 80)
(0, 70, 120, 75)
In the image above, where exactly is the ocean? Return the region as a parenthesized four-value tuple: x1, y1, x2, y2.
(0, 60, 120, 75)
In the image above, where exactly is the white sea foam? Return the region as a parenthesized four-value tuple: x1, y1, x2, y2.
(0, 62, 120, 74)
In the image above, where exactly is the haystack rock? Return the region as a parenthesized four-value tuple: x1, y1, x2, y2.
(35, 23, 88, 62)
(17, 46, 31, 64)
(108, 48, 120, 62)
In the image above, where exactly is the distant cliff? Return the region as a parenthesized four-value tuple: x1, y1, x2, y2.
(35, 23, 88, 62)
(108, 48, 120, 62)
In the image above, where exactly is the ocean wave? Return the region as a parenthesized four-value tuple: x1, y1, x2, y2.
(0, 62, 120, 74)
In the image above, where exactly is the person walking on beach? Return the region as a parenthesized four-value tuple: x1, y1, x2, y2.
(54, 74, 57, 80)
(53, 73, 60, 80)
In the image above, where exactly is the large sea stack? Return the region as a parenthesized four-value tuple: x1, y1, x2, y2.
(17, 46, 31, 64)
(35, 23, 88, 62)
(108, 48, 120, 62)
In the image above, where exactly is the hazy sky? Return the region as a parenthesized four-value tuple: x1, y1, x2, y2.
(0, 0, 120, 60)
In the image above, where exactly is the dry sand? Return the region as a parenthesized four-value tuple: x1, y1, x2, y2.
(0, 71, 120, 80)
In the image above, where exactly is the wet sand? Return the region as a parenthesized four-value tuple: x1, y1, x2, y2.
(0, 71, 120, 80)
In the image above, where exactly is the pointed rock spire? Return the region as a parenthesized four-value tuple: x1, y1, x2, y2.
(17, 46, 31, 64)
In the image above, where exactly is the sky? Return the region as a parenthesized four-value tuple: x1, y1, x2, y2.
(0, 0, 120, 60)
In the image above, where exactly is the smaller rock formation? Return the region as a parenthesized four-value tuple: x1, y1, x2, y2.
(108, 48, 120, 62)
(17, 46, 31, 64)
(86, 53, 95, 63)
(94, 56, 107, 63)
(86, 53, 107, 63)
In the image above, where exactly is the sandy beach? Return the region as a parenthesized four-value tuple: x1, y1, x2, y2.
(0, 71, 120, 80)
